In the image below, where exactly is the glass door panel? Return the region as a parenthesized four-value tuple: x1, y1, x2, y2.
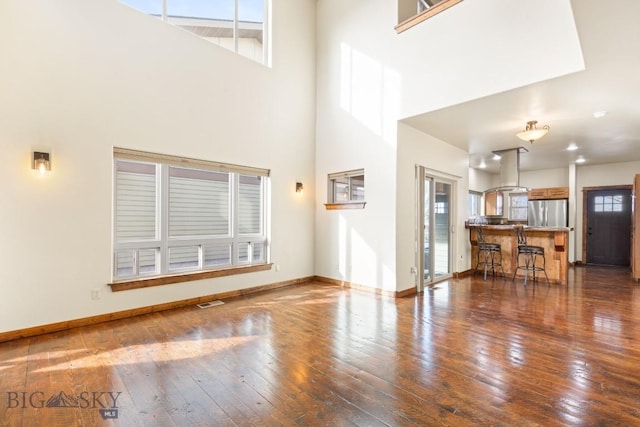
(417, 167, 453, 290)
(434, 181, 451, 279)
(423, 178, 431, 282)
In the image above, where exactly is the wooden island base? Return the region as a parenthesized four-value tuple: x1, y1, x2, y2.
(468, 225, 570, 285)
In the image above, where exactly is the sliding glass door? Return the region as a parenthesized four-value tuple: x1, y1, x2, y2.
(417, 167, 453, 291)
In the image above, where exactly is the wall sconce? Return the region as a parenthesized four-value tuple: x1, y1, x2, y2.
(33, 151, 51, 174)
(295, 182, 304, 194)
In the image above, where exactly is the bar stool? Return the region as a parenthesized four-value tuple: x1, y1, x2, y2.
(512, 225, 550, 286)
(474, 226, 504, 280)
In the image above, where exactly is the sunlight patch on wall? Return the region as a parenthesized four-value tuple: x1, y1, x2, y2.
(338, 214, 347, 279)
(337, 211, 396, 290)
(340, 43, 401, 143)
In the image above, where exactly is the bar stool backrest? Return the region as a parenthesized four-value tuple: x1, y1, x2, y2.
(477, 226, 486, 244)
(515, 226, 528, 247)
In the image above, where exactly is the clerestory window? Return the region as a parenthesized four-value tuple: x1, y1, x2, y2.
(113, 148, 270, 281)
(120, 0, 269, 65)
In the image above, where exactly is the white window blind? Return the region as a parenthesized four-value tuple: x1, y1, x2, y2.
(238, 175, 263, 235)
(168, 167, 230, 238)
(115, 161, 157, 241)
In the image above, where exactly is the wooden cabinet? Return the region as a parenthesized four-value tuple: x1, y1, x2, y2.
(484, 191, 503, 216)
(528, 187, 569, 200)
(527, 189, 547, 199)
(547, 187, 570, 199)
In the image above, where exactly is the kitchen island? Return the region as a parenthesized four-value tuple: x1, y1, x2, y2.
(467, 225, 570, 285)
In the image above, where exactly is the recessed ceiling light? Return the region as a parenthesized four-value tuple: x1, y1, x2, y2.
(575, 157, 586, 164)
(479, 161, 487, 169)
(593, 110, 607, 118)
(492, 154, 501, 160)
(566, 143, 578, 151)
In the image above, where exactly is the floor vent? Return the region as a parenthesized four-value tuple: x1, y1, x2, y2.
(197, 300, 224, 309)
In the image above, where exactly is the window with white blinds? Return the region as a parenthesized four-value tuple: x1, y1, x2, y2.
(168, 167, 230, 238)
(113, 149, 269, 280)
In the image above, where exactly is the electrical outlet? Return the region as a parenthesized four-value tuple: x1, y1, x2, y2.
(91, 288, 101, 300)
(275, 264, 280, 272)
(410, 266, 417, 274)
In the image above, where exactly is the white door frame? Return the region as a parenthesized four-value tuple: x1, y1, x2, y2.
(416, 165, 456, 292)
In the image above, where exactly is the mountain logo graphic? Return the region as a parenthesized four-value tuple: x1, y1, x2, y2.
(46, 391, 80, 408)
(5, 389, 121, 419)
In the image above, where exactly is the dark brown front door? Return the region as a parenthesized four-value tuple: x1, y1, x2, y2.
(585, 188, 632, 266)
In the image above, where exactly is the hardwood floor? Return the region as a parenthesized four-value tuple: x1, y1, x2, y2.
(1, 265, 640, 426)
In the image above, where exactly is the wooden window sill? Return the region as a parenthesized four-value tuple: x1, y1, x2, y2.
(109, 263, 273, 292)
(395, 0, 463, 34)
(324, 202, 366, 210)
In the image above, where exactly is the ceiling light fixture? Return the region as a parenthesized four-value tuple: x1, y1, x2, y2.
(516, 120, 550, 143)
(566, 143, 578, 151)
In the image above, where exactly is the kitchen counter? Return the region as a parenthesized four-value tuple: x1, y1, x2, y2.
(468, 224, 572, 232)
(467, 224, 570, 285)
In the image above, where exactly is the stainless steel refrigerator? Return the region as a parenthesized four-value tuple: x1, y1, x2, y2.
(528, 199, 568, 227)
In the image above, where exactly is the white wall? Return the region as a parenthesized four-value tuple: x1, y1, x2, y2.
(0, 0, 317, 332)
(397, 0, 583, 118)
(314, 0, 400, 291)
(397, 124, 470, 289)
(520, 168, 570, 188)
(315, 0, 584, 291)
(201, 36, 264, 64)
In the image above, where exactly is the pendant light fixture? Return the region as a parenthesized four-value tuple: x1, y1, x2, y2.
(516, 120, 550, 143)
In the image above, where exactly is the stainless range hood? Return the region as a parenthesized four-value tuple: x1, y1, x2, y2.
(484, 147, 529, 193)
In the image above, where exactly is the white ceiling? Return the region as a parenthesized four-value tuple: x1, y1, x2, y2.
(401, 0, 640, 174)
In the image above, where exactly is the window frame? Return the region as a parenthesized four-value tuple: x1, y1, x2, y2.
(509, 193, 529, 221)
(325, 169, 366, 210)
(594, 195, 624, 212)
(467, 190, 482, 218)
(119, 0, 270, 65)
(112, 148, 270, 286)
